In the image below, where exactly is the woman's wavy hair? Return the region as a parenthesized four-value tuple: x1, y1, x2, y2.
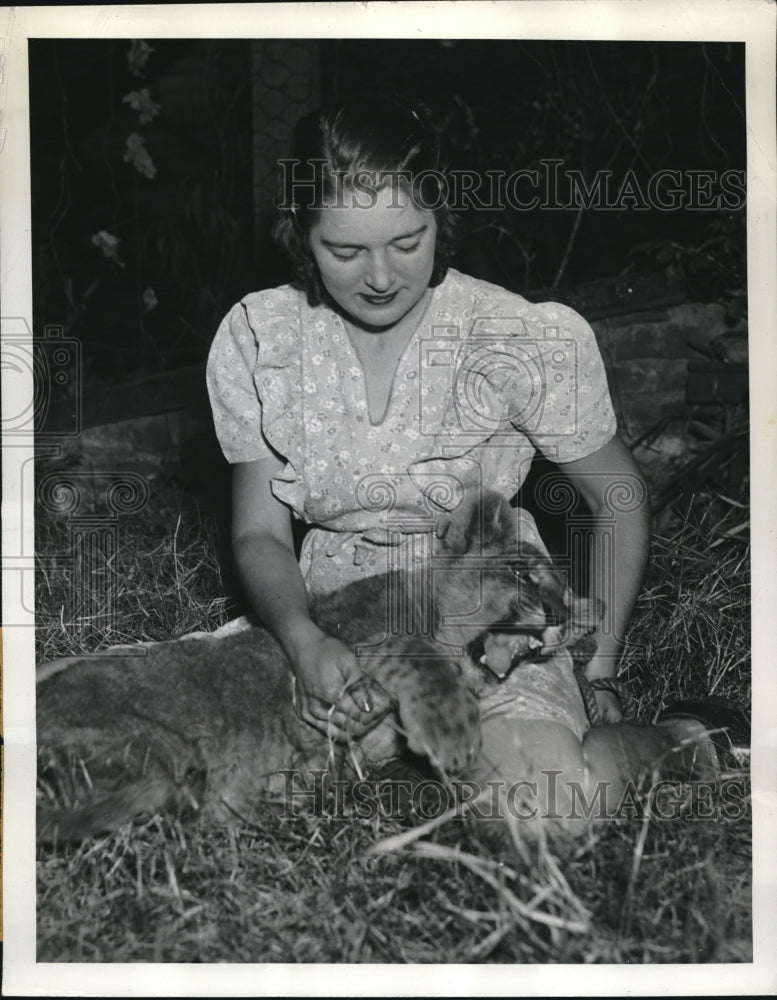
(272, 96, 459, 305)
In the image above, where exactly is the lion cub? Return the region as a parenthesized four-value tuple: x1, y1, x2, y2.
(37, 491, 599, 842)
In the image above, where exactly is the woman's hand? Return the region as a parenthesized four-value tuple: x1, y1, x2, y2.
(231, 459, 389, 743)
(291, 630, 389, 741)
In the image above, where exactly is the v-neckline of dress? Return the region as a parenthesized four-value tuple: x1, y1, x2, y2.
(336, 288, 436, 428)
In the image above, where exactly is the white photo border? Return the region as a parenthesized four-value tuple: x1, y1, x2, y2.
(3, 2, 775, 995)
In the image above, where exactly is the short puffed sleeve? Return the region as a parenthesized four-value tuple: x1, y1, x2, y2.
(206, 299, 272, 463)
(509, 301, 617, 464)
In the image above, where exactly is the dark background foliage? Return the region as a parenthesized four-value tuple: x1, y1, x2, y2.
(324, 40, 746, 296)
(30, 39, 746, 383)
(30, 40, 254, 379)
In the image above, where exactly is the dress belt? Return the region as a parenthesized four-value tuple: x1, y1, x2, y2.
(322, 524, 436, 566)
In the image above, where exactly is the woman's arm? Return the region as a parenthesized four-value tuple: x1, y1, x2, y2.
(232, 457, 319, 660)
(232, 457, 375, 736)
(553, 435, 651, 719)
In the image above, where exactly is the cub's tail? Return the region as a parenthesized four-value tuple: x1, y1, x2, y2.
(37, 773, 202, 844)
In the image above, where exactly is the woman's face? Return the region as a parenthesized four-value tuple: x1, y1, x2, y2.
(308, 182, 437, 331)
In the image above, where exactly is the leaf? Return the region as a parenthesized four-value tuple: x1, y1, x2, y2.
(142, 287, 158, 313)
(91, 230, 124, 268)
(123, 133, 157, 180)
(122, 89, 161, 126)
(127, 40, 154, 78)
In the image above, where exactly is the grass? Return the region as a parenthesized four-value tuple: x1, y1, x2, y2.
(35, 467, 237, 661)
(35, 462, 752, 964)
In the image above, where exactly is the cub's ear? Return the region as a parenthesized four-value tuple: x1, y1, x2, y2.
(481, 490, 517, 550)
(436, 490, 516, 554)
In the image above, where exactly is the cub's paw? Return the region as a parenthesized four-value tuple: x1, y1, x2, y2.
(394, 659, 481, 775)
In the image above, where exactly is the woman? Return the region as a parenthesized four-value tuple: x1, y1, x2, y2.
(207, 98, 744, 825)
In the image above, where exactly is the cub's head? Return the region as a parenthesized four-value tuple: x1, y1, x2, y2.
(435, 490, 602, 677)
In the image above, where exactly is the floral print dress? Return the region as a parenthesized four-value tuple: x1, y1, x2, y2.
(207, 268, 618, 739)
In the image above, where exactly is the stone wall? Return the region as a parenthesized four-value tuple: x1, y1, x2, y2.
(590, 301, 746, 488)
(592, 301, 733, 440)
